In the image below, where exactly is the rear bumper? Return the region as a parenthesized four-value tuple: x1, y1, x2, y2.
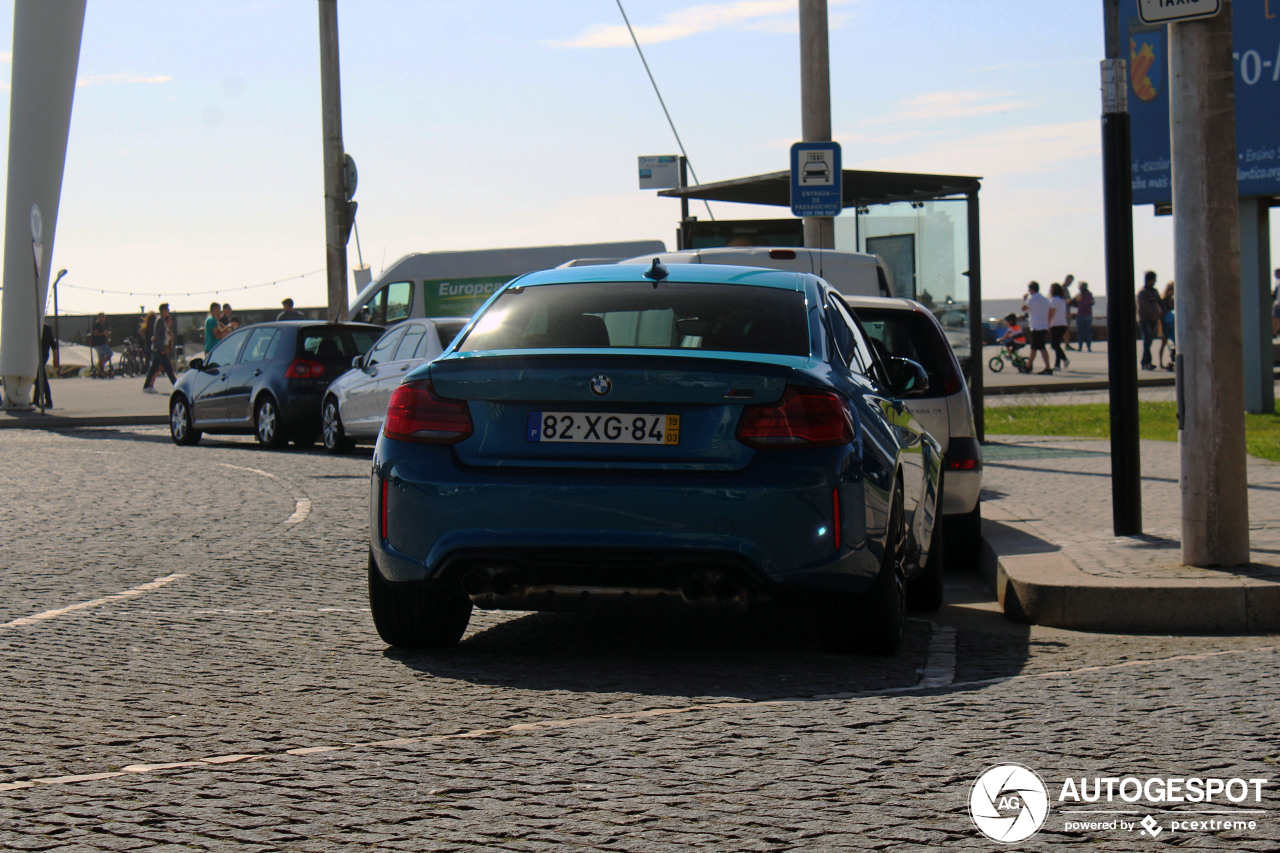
(369, 438, 888, 603)
(941, 437, 982, 517)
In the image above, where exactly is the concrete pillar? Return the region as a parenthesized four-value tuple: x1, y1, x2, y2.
(1169, 2, 1251, 567)
(1239, 197, 1274, 414)
(0, 0, 86, 407)
(799, 0, 835, 249)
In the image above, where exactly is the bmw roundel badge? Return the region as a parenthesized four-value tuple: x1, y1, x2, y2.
(590, 374, 612, 396)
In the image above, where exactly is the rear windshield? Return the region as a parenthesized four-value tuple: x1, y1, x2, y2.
(854, 308, 960, 398)
(456, 281, 809, 357)
(299, 327, 381, 361)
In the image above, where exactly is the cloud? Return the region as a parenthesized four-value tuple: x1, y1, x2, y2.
(866, 90, 1036, 125)
(558, 0, 860, 48)
(857, 120, 1098, 179)
(77, 73, 173, 88)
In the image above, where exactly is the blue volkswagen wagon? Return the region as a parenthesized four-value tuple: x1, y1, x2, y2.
(368, 262, 942, 654)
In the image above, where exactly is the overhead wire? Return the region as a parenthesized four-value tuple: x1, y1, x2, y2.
(615, 0, 715, 221)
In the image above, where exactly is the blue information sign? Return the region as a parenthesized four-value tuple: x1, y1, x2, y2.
(790, 142, 843, 217)
(1125, 0, 1280, 205)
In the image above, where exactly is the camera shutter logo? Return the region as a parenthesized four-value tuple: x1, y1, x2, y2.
(970, 764, 1050, 843)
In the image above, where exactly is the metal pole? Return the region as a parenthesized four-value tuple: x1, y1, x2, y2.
(799, 0, 834, 249)
(52, 270, 61, 369)
(678, 156, 689, 251)
(1102, 0, 1142, 535)
(318, 0, 349, 322)
(967, 190, 984, 442)
(1169, 1, 1250, 566)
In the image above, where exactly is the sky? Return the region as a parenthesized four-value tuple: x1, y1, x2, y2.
(0, 0, 1272, 318)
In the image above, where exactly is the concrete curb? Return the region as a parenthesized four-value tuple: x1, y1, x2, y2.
(979, 514, 1280, 633)
(0, 413, 167, 430)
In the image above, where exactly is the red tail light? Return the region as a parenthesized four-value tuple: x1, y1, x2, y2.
(383, 380, 473, 444)
(737, 386, 854, 448)
(286, 358, 325, 379)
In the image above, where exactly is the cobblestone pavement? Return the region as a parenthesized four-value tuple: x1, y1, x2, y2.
(1, 427, 1278, 851)
(981, 436, 1280, 582)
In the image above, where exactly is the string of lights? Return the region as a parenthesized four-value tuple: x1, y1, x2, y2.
(56, 267, 327, 300)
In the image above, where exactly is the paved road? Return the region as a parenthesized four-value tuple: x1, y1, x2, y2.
(1, 427, 1277, 851)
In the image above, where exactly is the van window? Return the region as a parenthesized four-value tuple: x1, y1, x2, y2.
(365, 281, 414, 325)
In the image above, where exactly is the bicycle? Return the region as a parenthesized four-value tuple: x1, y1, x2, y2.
(987, 343, 1032, 374)
(117, 335, 149, 378)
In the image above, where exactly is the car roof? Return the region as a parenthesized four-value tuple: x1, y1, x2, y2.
(509, 262, 811, 292)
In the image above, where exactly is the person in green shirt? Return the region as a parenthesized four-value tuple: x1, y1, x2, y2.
(203, 302, 221, 354)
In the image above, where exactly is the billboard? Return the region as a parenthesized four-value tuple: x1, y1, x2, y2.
(1124, 0, 1280, 205)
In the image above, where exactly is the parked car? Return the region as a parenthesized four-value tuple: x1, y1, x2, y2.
(367, 262, 943, 654)
(169, 320, 382, 448)
(321, 317, 468, 453)
(846, 297, 983, 567)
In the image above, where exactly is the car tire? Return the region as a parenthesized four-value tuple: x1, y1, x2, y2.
(169, 396, 201, 446)
(822, 486, 906, 655)
(367, 553, 472, 649)
(906, 513, 944, 612)
(987, 354, 1004, 373)
(322, 397, 354, 454)
(944, 504, 983, 571)
(254, 395, 289, 449)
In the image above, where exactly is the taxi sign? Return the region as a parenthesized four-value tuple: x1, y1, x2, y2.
(1139, 0, 1220, 25)
(790, 142, 842, 217)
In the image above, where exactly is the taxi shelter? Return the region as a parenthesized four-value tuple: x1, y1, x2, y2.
(658, 168, 988, 437)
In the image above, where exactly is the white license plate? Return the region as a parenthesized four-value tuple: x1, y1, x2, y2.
(527, 411, 681, 445)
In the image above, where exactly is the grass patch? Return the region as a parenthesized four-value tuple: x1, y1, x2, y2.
(988, 401, 1280, 462)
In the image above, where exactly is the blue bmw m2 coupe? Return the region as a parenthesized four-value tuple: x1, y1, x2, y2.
(368, 261, 943, 654)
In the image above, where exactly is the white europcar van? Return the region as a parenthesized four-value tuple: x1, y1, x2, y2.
(618, 247, 895, 298)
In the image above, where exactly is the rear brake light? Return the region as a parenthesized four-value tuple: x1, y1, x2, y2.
(737, 386, 853, 448)
(383, 380, 473, 444)
(945, 437, 982, 471)
(768, 249, 797, 260)
(286, 358, 324, 379)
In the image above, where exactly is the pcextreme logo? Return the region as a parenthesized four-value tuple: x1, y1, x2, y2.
(969, 764, 1271, 843)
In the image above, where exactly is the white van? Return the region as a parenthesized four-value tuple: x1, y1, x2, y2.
(351, 240, 667, 324)
(617, 247, 894, 298)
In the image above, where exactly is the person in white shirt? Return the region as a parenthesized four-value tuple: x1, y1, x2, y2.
(1021, 281, 1056, 375)
(1049, 282, 1069, 370)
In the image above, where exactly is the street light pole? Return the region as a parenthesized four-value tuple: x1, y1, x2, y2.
(52, 268, 66, 369)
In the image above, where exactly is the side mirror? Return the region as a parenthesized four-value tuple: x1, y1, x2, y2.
(883, 356, 929, 397)
(352, 354, 364, 370)
(189, 357, 205, 371)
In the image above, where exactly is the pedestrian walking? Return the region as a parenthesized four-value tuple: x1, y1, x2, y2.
(142, 303, 177, 392)
(1021, 281, 1054, 375)
(89, 311, 112, 378)
(1061, 274, 1075, 350)
(139, 311, 156, 364)
(219, 303, 240, 338)
(1049, 282, 1070, 369)
(1137, 271, 1163, 370)
(1071, 281, 1095, 352)
(1272, 268, 1279, 338)
(1159, 281, 1176, 370)
(203, 302, 224, 354)
(277, 298, 305, 321)
(36, 322, 56, 408)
